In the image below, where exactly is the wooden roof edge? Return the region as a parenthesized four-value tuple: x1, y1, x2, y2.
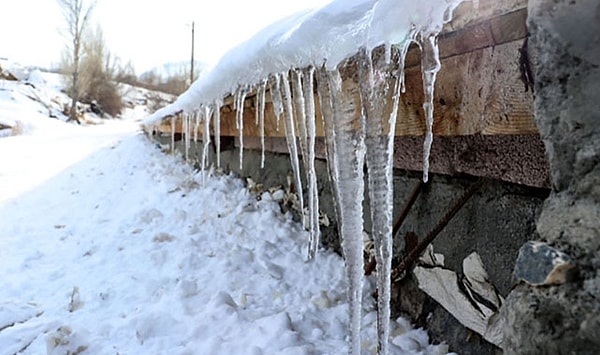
(218, 0, 528, 111)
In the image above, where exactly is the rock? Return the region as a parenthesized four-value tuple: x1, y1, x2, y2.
(514, 241, 576, 286)
(503, 1, 600, 352)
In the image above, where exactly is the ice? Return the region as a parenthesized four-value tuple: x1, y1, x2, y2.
(300, 68, 321, 259)
(193, 110, 200, 143)
(291, 68, 321, 259)
(183, 113, 191, 161)
(358, 48, 398, 355)
(170, 115, 176, 154)
(213, 100, 222, 168)
(278, 72, 305, 229)
(257, 79, 268, 168)
(315, 68, 342, 229)
(419, 33, 441, 183)
(202, 105, 212, 174)
(325, 68, 366, 355)
(234, 87, 249, 169)
(270, 74, 284, 131)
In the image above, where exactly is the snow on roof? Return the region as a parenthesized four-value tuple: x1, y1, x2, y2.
(144, 0, 463, 126)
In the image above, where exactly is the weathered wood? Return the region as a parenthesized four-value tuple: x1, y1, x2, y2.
(398, 39, 536, 136)
(444, 0, 527, 32)
(239, 134, 551, 188)
(405, 8, 528, 68)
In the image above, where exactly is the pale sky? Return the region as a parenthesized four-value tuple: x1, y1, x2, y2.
(1, 0, 332, 74)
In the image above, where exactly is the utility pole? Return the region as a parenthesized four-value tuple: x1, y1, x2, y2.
(190, 21, 195, 85)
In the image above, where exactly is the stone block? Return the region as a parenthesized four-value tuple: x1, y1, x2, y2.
(514, 241, 576, 286)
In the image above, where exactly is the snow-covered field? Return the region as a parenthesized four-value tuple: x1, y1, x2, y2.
(0, 73, 452, 354)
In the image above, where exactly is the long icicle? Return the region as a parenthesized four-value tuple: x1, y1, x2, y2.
(290, 69, 310, 233)
(292, 68, 320, 259)
(184, 113, 191, 162)
(271, 74, 284, 131)
(326, 68, 366, 355)
(235, 87, 248, 170)
(213, 100, 221, 168)
(170, 115, 176, 155)
(258, 79, 268, 169)
(193, 109, 200, 143)
(358, 47, 398, 355)
(302, 67, 320, 260)
(420, 33, 441, 183)
(202, 105, 212, 174)
(316, 68, 342, 232)
(279, 72, 305, 229)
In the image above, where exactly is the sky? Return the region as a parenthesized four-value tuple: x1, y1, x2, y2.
(1, 0, 332, 74)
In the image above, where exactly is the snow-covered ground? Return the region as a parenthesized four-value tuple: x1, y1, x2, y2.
(0, 74, 453, 354)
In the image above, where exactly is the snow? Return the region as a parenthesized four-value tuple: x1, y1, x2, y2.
(0, 74, 456, 354)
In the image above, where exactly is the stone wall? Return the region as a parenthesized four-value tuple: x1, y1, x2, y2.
(502, 0, 600, 353)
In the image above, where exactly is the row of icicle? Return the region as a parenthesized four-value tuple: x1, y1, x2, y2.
(168, 33, 441, 355)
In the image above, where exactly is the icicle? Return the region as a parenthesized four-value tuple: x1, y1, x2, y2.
(302, 68, 320, 260)
(193, 110, 200, 143)
(316, 68, 341, 229)
(325, 68, 366, 355)
(290, 69, 309, 232)
(270, 75, 284, 131)
(257, 79, 268, 169)
(358, 47, 399, 355)
(234, 87, 248, 170)
(292, 68, 321, 260)
(202, 105, 212, 174)
(184, 113, 191, 162)
(255, 94, 260, 126)
(419, 33, 441, 183)
(213, 100, 222, 168)
(279, 72, 305, 232)
(170, 115, 176, 154)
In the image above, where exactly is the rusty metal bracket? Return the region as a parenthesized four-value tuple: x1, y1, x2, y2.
(365, 180, 425, 275)
(392, 179, 485, 281)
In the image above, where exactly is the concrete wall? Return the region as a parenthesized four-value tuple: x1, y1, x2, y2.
(154, 134, 548, 354)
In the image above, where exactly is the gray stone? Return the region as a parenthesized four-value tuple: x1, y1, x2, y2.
(503, 0, 600, 353)
(514, 241, 576, 286)
(503, 284, 600, 355)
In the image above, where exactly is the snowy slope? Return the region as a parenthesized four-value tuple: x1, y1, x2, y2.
(0, 71, 69, 135)
(0, 76, 454, 353)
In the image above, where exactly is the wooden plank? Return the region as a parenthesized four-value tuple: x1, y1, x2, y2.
(238, 133, 550, 188)
(404, 8, 528, 67)
(444, 0, 527, 32)
(398, 39, 536, 136)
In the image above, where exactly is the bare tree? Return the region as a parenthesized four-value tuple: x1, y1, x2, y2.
(57, 0, 96, 123)
(78, 26, 123, 117)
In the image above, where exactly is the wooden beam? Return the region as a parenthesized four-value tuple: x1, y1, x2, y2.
(239, 134, 550, 188)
